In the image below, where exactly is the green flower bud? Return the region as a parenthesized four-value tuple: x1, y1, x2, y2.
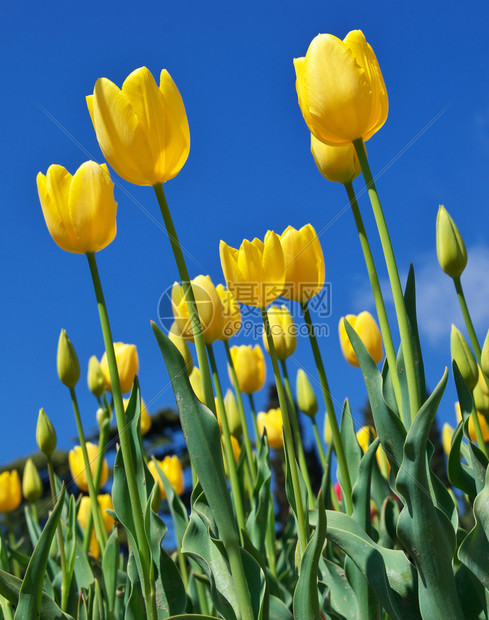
(451, 325, 478, 391)
(296, 369, 318, 418)
(22, 458, 43, 502)
(36, 408, 57, 457)
(436, 206, 467, 278)
(87, 355, 105, 397)
(57, 329, 80, 388)
(473, 367, 489, 415)
(481, 329, 489, 379)
(223, 389, 242, 438)
(96, 406, 112, 432)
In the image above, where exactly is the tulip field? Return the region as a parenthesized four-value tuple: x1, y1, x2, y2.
(1, 24, 489, 620)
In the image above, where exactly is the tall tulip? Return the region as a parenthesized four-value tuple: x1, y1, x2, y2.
(148, 456, 184, 500)
(262, 305, 297, 360)
(100, 342, 139, 394)
(216, 284, 242, 340)
(228, 345, 266, 394)
(257, 408, 284, 449)
(339, 312, 383, 367)
(311, 134, 361, 184)
(0, 471, 22, 513)
(69, 443, 108, 492)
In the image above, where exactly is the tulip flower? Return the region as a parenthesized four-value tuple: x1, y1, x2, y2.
(339, 312, 383, 367)
(324, 413, 332, 445)
(356, 425, 390, 476)
(36, 408, 57, 457)
(451, 325, 478, 391)
(22, 459, 43, 502)
(148, 456, 184, 500)
(100, 342, 139, 394)
(172, 275, 224, 344)
(257, 408, 284, 449)
(228, 345, 266, 394)
(482, 330, 489, 378)
(220, 232, 285, 308)
(57, 329, 80, 388)
(168, 322, 193, 374)
(189, 367, 205, 403)
(294, 30, 388, 145)
(69, 443, 108, 492)
(0, 471, 22, 513)
(123, 398, 151, 436)
(222, 435, 241, 477)
(296, 369, 318, 418)
(436, 206, 467, 279)
(262, 305, 297, 360)
(87, 356, 105, 397)
(87, 67, 190, 186)
(216, 389, 242, 438)
(442, 423, 454, 457)
(216, 284, 242, 340)
(311, 134, 361, 184)
(455, 402, 489, 443)
(278, 224, 325, 303)
(78, 494, 114, 558)
(474, 367, 489, 415)
(37, 161, 117, 254)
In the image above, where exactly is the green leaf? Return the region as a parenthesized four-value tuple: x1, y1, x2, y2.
(447, 418, 477, 498)
(102, 528, 119, 616)
(152, 458, 189, 548)
(24, 505, 58, 584)
(319, 557, 359, 620)
(339, 399, 362, 490)
(246, 435, 272, 556)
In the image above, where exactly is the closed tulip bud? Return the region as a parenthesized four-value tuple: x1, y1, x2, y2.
(356, 426, 376, 453)
(220, 232, 285, 308)
(147, 456, 184, 501)
(69, 443, 108, 492)
(278, 224, 325, 303)
(87, 67, 190, 186)
(0, 471, 22, 513)
(339, 312, 383, 367)
(324, 414, 332, 445)
(474, 367, 489, 415)
(37, 162, 117, 254)
(294, 30, 388, 145)
(228, 345, 266, 394)
(296, 369, 318, 418)
(189, 367, 205, 403)
(216, 285, 241, 340)
(78, 494, 114, 558)
(442, 423, 454, 457)
(168, 322, 193, 374)
(263, 305, 297, 361)
(123, 398, 151, 436)
(57, 329, 80, 388)
(311, 134, 361, 184)
(481, 330, 489, 379)
(451, 325, 478, 391)
(96, 406, 112, 431)
(257, 408, 284, 449)
(172, 275, 224, 344)
(36, 408, 57, 457)
(22, 459, 43, 502)
(100, 343, 139, 394)
(216, 390, 242, 438)
(88, 356, 105, 397)
(455, 402, 489, 443)
(436, 206, 467, 279)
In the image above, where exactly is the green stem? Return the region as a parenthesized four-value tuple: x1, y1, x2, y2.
(227, 543, 254, 620)
(344, 181, 404, 420)
(248, 394, 261, 451)
(0, 595, 13, 620)
(281, 359, 315, 508)
(224, 340, 258, 481)
(207, 344, 247, 539)
(261, 307, 308, 555)
(86, 252, 156, 620)
(311, 418, 326, 468)
(153, 182, 215, 413)
(301, 301, 353, 515)
(470, 403, 489, 459)
(453, 277, 481, 358)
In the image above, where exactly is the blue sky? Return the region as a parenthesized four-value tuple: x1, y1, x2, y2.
(1, 1, 489, 467)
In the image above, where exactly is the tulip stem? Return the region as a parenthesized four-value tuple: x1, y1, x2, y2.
(86, 252, 157, 620)
(301, 301, 353, 515)
(311, 419, 326, 468)
(344, 181, 404, 421)
(224, 340, 258, 481)
(261, 307, 308, 556)
(153, 183, 215, 414)
(248, 394, 261, 452)
(353, 139, 421, 423)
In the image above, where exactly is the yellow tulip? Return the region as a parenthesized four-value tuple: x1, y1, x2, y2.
(148, 456, 184, 500)
(263, 305, 297, 360)
(228, 345, 266, 394)
(311, 134, 361, 184)
(257, 408, 284, 449)
(22, 459, 43, 502)
(294, 30, 388, 145)
(324, 414, 332, 445)
(87, 355, 105, 398)
(473, 366, 489, 415)
(87, 67, 190, 186)
(356, 425, 390, 476)
(220, 232, 285, 308)
(0, 471, 22, 513)
(123, 398, 151, 436)
(436, 206, 467, 279)
(69, 443, 108, 492)
(172, 275, 224, 344)
(296, 369, 318, 418)
(222, 435, 241, 477)
(168, 322, 193, 374)
(36, 408, 57, 457)
(279, 224, 324, 303)
(100, 342, 139, 394)
(455, 402, 489, 443)
(57, 329, 80, 389)
(216, 389, 242, 438)
(339, 312, 383, 367)
(37, 161, 117, 254)
(442, 423, 454, 457)
(78, 494, 114, 558)
(189, 367, 206, 403)
(216, 285, 242, 340)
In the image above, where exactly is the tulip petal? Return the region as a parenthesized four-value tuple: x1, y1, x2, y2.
(262, 232, 285, 305)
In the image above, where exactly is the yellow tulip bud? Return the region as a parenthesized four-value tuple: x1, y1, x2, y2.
(123, 398, 151, 436)
(87, 356, 105, 397)
(215, 285, 241, 340)
(189, 367, 206, 403)
(100, 343, 139, 394)
(296, 369, 318, 418)
(278, 224, 325, 303)
(294, 30, 388, 145)
(311, 134, 361, 184)
(147, 456, 184, 501)
(222, 435, 241, 477)
(57, 329, 80, 388)
(22, 459, 43, 502)
(228, 345, 266, 394)
(216, 390, 242, 438)
(263, 305, 297, 361)
(442, 423, 454, 457)
(436, 206, 467, 279)
(172, 275, 224, 345)
(0, 471, 22, 513)
(69, 443, 108, 492)
(356, 426, 376, 453)
(220, 232, 285, 308)
(87, 67, 190, 186)
(168, 322, 193, 374)
(474, 367, 489, 415)
(339, 312, 383, 367)
(78, 494, 114, 558)
(37, 161, 117, 254)
(324, 413, 332, 445)
(455, 402, 489, 443)
(257, 408, 284, 449)
(451, 325, 478, 391)
(481, 329, 489, 379)
(36, 408, 57, 457)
